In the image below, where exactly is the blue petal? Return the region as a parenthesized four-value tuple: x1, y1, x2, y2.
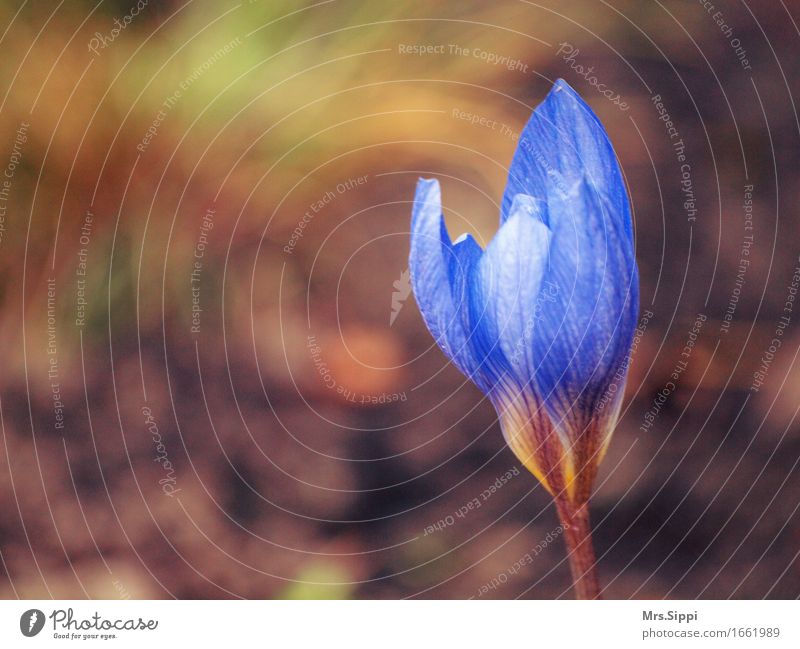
(468, 194, 552, 398)
(532, 178, 638, 441)
(409, 178, 487, 389)
(502, 79, 632, 244)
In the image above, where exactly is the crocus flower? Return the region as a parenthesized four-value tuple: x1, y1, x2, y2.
(409, 79, 638, 599)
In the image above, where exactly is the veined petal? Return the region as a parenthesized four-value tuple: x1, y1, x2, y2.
(409, 178, 487, 389)
(466, 196, 585, 499)
(496, 389, 574, 499)
(468, 193, 552, 398)
(499, 79, 638, 469)
(533, 178, 638, 461)
(501, 79, 632, 245)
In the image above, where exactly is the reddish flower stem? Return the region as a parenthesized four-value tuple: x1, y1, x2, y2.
(554, 499, 602, 600)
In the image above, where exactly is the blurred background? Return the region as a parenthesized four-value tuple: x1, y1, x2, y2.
(1, 0, 799, 599)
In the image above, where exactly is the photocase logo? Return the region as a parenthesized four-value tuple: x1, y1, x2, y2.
(390, 268, 412, 326)
(20, 609, 45, 637)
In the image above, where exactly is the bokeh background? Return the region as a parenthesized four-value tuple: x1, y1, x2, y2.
(1, 0, 799, 599)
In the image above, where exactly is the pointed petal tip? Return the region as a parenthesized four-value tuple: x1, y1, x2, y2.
(508, 193, 549, 226)
(545, 78, 591, 112)
(552, 78, 574, 92)
(543, 78, 574, 103)
(410, 177, 448, 251)
(413, 178, 442, 220)
(509, 193, 537, 211)
(415, 177, 440, 193)
(453, 231, 484, 257)
(412, 176, 441, 213)
(552, 77, 570, 91)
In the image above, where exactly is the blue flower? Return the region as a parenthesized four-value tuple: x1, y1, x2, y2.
(409, 79, 639, 506)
